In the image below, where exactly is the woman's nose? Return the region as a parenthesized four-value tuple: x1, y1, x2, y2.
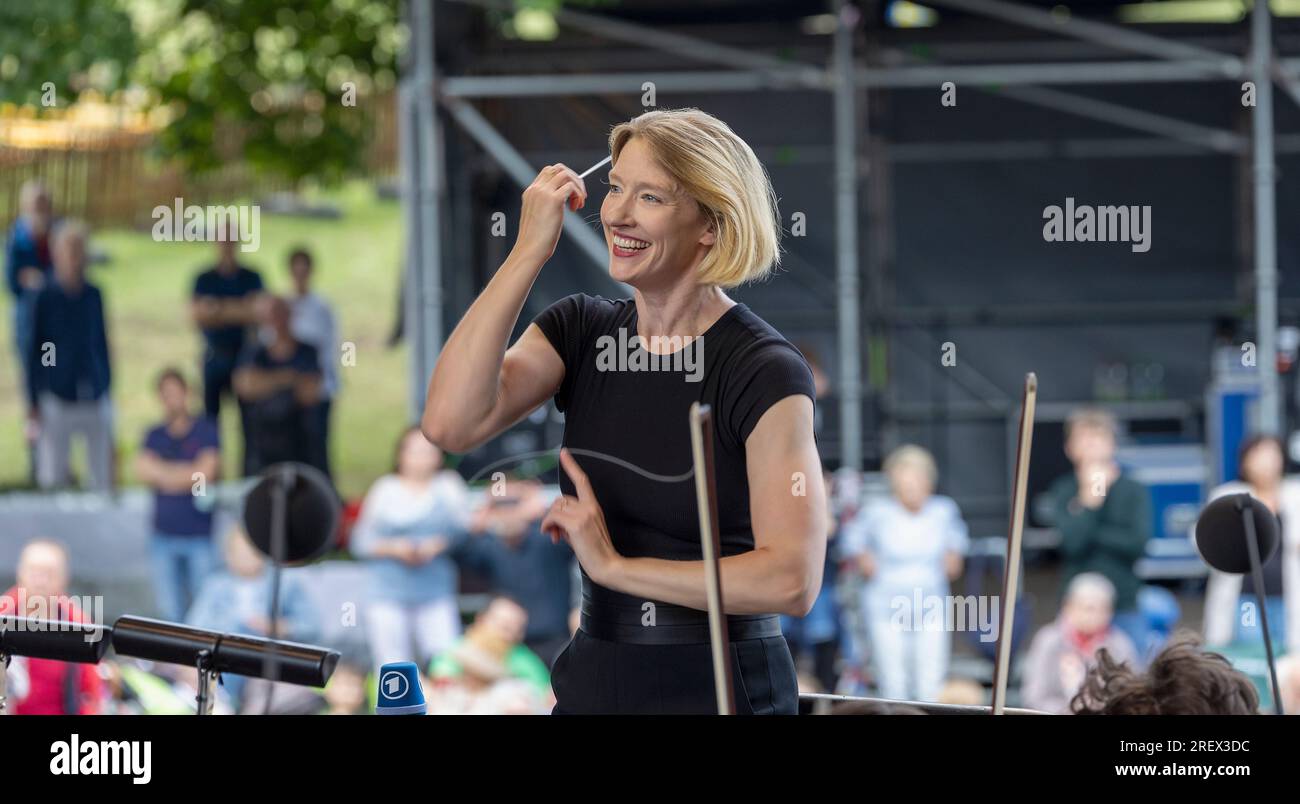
(603, 192, 634, 225)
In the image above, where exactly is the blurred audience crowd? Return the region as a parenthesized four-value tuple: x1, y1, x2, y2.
(4, 180, 1292, 715)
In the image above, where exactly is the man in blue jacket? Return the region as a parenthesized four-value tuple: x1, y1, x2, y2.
(6, 180, 55, 479)
(26, 220, 115, 491)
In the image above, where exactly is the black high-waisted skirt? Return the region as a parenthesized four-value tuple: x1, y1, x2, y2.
(550, 610, 799, 715)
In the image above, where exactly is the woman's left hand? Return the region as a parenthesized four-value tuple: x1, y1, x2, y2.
(542, 448, 622, 585)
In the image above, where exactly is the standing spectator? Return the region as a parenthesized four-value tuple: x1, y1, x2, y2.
(1199, 434, 1300, 656)
(6, 180, 54, 478)
(0, 540, 103, 715)
(460, 477, 575, 665)
(351, 427, 472, 671)
(191, 227, 263, 474)
(842, 445, 969, 702)
(26, 221, 114, 491)
(233, 296, 322, 474)
(1045, 407, 1151, 647)
(1021, 573, 1138, 714)
(285, 248, 338, 480)
(135, 368, 221, 623)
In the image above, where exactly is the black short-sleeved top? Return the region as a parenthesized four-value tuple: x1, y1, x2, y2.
(532, 293, 816, 609)
(192, 265, 264, 354)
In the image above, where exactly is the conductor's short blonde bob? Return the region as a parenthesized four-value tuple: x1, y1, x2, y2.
(608, 108, 781, 288)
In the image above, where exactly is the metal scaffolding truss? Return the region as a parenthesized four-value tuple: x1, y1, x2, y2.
(401, 0, 1294, 465)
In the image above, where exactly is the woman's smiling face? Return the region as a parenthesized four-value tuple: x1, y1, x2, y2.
(601, 137, 716, 288)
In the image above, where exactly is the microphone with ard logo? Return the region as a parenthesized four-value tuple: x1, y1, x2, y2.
(375, 661, 427, 715)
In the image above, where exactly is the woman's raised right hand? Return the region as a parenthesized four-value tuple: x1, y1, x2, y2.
(512, 163, 587, 264)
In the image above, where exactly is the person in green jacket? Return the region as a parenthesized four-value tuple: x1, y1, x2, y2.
(1046, 407, 1151, 648)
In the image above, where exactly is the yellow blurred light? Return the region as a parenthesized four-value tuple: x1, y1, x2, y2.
(513, 8, 558, 41)
(886, 1, 939, 28)
(1117, 0, 1248, 23)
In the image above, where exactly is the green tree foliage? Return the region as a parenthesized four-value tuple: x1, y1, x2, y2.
(0, 0, 137, 107)
(2, 0, 404, 184)
(141, 0, 404, 184)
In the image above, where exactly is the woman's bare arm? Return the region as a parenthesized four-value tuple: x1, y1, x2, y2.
(422, 164, 588, 453)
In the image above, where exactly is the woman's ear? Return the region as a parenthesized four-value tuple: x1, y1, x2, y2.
(699, 216, 717, 247)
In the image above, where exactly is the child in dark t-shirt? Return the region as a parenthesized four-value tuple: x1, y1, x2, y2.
(137, 369, 221, 622)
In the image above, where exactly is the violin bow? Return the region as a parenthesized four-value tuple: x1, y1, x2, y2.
(991, 372, 1037, 715)
(689, 402, 736, 715)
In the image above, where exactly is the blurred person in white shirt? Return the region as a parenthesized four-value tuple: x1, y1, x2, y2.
(842, 445, 969, 702)
(351, 427, 472, 672)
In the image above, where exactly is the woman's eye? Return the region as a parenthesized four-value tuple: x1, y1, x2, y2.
(642, 194, 661, 203)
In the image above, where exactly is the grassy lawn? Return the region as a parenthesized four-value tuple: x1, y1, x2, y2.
(0, 181, 409, 500)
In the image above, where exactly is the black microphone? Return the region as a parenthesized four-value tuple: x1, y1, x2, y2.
(1194, 492, 1285, 714)
(109, 616, 220, 667)
(0, 617, 110, 664)
(209, 632, 339, 688)
(1195, 493, 1281, 573)
(243, 462, 340, 565)
(241, 462, 340, 713)
(111, 616, 338, 687)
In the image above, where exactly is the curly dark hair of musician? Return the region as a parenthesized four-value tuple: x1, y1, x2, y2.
(1069, 632, 1259, 715)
